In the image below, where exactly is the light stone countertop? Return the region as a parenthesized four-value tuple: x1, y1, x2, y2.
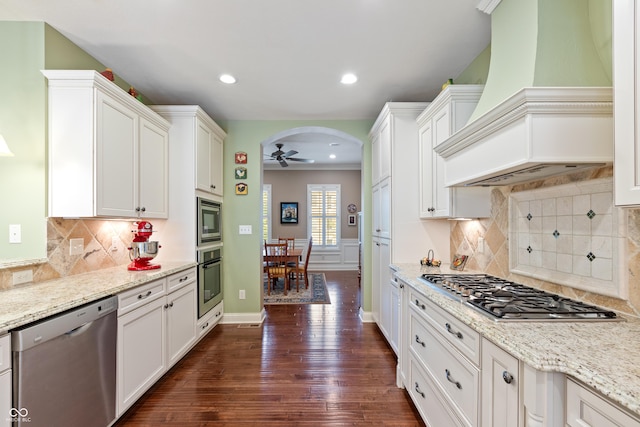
(392, 263, 640, 418)
(0, 262, 196, 334)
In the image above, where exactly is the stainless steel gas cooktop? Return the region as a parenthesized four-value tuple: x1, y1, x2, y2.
(419, 273, 620, 322)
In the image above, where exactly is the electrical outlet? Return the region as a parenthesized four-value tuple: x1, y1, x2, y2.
(13, 269, 33, 285)
(477, 237, 485, 254)
(239, 289, 246, 299)
(110, 236, 119, 252)
(69, 238, 84, 255)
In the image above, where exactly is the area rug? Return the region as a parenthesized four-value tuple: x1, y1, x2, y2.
(263, 272, 331, 305)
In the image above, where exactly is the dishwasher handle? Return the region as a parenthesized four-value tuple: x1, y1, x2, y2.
(65, 321, 94, 337)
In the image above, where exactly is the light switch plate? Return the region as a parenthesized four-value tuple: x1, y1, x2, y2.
(239, 225, 252, 235)
(9, 224, 21, 243)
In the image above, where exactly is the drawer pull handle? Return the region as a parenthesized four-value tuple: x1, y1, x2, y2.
(415, 335, 426, 347)
(445, 369, 462, 389)
(202, 322, 209, 329)
(414, 299, 425, 310)
(399, 283, 404, 289)
(414, 382, 425, 398)
(445, 323, 463, 339)
(179, 275, 189, 282)
(137, 290, 152, 300)
(502, 371, 514, 384)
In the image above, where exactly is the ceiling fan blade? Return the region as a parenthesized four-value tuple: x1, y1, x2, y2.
(282, 150, 298, 158)
(287, 157, 315, 163)
(277, 157, 289, 167)
(271, 149, 284, 157)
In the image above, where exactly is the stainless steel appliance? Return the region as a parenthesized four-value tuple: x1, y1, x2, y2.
(197, 197, 222, 245)
(11, 296, 118, 427)
(419, 273, 620, 322)
(198, 246, 223, 317)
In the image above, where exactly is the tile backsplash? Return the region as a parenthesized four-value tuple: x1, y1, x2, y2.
(0, 218, 134, 290)
(451, 166, 640, 318)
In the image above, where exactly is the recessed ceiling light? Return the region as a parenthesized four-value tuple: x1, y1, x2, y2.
(219, 74, 237, 84)
(329, 142, 340, 147)
(340, 73, 358, 85)
(329, 154, 337, 159)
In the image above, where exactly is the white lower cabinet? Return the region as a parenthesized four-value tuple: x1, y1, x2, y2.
(116, 267, 197, 416)
(408, 289, 480, 426)
(0, 334, 10, 427)
(566, 378, 640, 427)
(481, 338, 519, 427)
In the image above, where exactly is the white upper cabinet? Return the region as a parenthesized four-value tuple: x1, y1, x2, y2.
(153, 105, 226, 199)
(418, 85, 491, 219)
(614, 0, 640, 206)
(44, 70, 169, 219)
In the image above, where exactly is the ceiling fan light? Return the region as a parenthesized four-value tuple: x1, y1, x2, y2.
(219, 74, 237, 84)
(340, 73, 358, 85)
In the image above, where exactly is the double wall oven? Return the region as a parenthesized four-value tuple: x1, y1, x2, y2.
(197, 197, 223, 318)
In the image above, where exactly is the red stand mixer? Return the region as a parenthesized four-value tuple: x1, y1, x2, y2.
(128, 221, 161, 271)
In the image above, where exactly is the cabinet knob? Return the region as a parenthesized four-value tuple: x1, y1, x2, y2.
(502, 371, 514, 384)
(141, 207, 146, 212)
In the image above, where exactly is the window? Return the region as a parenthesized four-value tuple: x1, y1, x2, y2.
(262, 184, 272, 242)
(308, 184, 340, 247)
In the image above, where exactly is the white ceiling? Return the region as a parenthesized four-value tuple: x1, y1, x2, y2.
(0, 0, 490, 167)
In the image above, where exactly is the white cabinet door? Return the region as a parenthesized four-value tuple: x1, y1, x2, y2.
(377, 239, 392, 348)
(0, 334, 10, 427)
(614, 0, 640, 206)
(96, 90, 138, 217)
(389, 277, 399, 355)
(138, 117, 169, 218)
(117, 296, 166, 416)
(195, 117, 224, 196)
(417, 85, 489, 219)
(418, 118, 436, 217)
(566, 378, 640, 427)
(379, 178, 391, 240)
(372, 184, 381, 237)
(371, 238, 381, 324)
(0, 370, 9, 427)
(195, 118, 213, 193)
(481, 338, 520, 427)
(378, 118, 392, 181)
(166, 281, 197, 368)
(210, 133, 224, 196)
(371, 131, 381, 185)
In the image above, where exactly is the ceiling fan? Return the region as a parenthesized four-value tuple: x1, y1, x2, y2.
(266, 143, 315, 167)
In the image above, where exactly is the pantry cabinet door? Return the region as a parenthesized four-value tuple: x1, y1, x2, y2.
(481, 339, 520, 427)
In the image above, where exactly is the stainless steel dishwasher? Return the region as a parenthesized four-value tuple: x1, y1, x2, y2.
(12, 296, 118, 427)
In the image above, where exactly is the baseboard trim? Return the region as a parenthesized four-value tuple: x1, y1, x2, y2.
(221, 308, 266, 325)
(359, 308, 375, 323)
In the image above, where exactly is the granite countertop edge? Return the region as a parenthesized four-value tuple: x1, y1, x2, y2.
(391, 263, 640, 418)
(0, 261, 196, 334)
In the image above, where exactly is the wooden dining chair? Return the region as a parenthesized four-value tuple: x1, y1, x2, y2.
(291, 237, 313, 291)
(264, 242, 291, 296)
(278, 237, 295, 251)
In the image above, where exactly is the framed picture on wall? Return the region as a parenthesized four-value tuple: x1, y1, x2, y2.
(280, 202, 298, 224)
(348, 214, 356, 226)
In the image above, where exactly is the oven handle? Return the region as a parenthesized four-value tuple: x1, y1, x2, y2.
(201, 258, 222, 269)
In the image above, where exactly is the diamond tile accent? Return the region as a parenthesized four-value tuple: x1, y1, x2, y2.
(527, 246, 533, 253)
(587, 252, 596, 262)
(527, 213, 533, 221)
(587, 209, 596, 219)
(553, 230, 560, 238)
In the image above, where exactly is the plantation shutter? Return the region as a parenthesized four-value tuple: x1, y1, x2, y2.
(308, 184, 340, 247)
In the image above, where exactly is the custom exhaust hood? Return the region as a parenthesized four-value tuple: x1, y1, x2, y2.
(435, 0, 613, 187)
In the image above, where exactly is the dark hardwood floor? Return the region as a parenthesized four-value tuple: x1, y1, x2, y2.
(115, 271, 425, 426)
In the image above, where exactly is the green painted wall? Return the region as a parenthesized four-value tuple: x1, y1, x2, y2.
(454, 44, 491, 85)
(221, 120, 373, 314)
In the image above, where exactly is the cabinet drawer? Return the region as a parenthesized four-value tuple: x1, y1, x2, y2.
(118, 279, 166, 315)
(409, 356, 464, 427)
(409, 288, 480, 365)
(167, 267, 196, 292)
(197, 301, 224, 339)
(566, 378, 640, 427)
(409, 309, 479, 426)
(0, 334, 9, 373)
